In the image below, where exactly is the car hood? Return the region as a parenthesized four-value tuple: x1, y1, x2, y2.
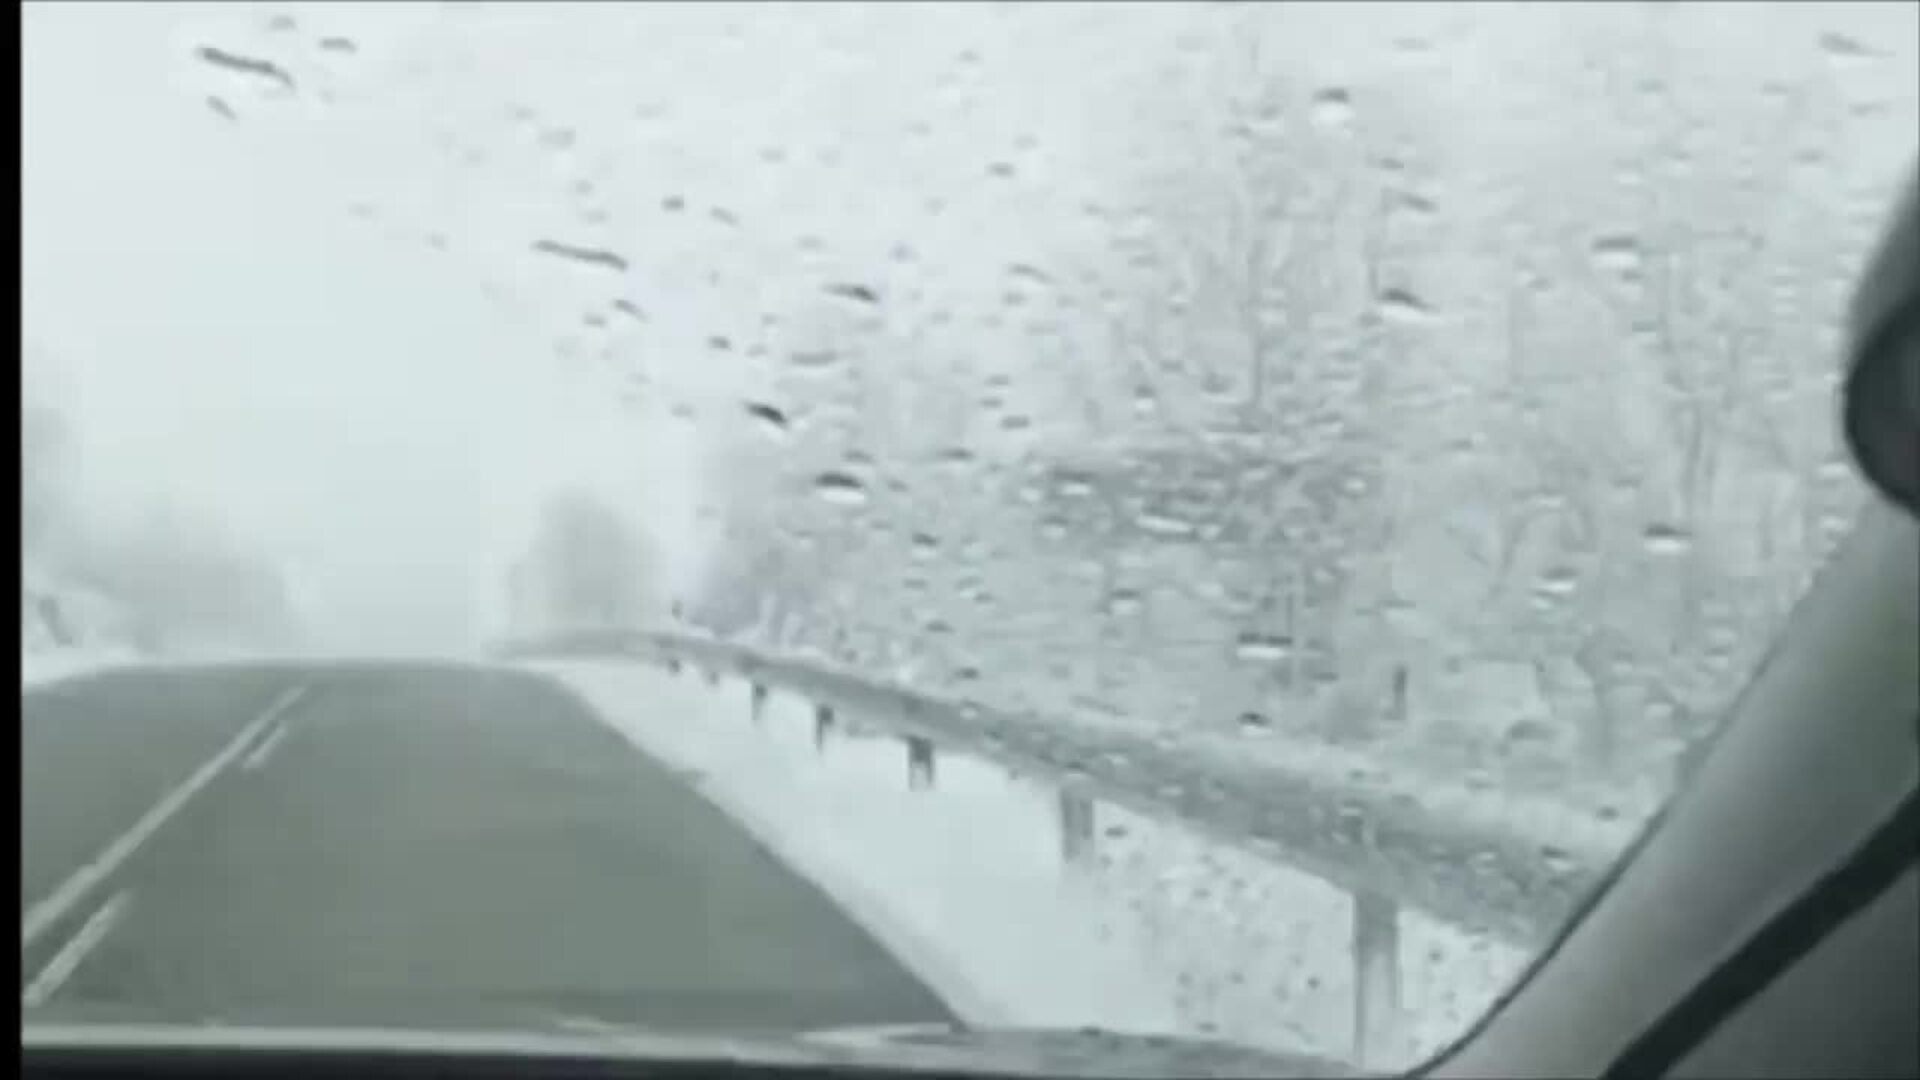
(23, 1019, 1368, 1078)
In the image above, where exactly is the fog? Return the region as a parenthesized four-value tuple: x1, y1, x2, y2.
(18, 4, 1917, 1067)
(23, 0, 1917, 662)
(22, 3, 700, 650)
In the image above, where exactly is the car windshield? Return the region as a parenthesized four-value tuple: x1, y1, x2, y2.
(19, 2, 1919, 1075)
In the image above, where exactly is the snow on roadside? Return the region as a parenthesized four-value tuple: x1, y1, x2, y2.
(21, 646, 142, 689)
(1075, 800, 1529, 1066)
(528, 659, 1533, 1069)
(1174, 727, 1644, 867)
(22, 566, 147, 689)
(725, 635, 1647, 868)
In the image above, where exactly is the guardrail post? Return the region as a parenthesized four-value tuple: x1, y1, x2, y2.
(1057, 790, 1095, 867)
(813, 703, 834, 752)
(1351, 889, 1403, 1069)
(906, 735, 936, 791)
(749, 682, 768, 725)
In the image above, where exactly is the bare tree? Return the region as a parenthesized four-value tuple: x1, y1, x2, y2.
(525, 490, 652, 631)
(21, 395, 78, 557)
(1065, 16, 1418, 728)
(71, 508, 295, 648)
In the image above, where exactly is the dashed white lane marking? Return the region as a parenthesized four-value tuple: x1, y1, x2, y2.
(21, 684, 308, 949)
(22, 891, 131, 1007)
(240, 721, 294, 771)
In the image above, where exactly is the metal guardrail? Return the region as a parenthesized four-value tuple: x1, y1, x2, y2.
(501, 628, 1611, 947)
(503, 626, 1623, 1068)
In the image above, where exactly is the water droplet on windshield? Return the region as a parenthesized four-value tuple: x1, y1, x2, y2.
(1135, 511, 1197, 539)
(789, 349, 839, 371)
(1538, 845, 1578, 876)
(1309, 87, 1353, 128)
(824, 282, 881, 305)
(1503, 718, 1554, 748)
(1817, 31, 1878, 58)
(531, 239, 628, 273)
(1391, 188, 1438, 217)
(813, 471, 870, 507)
(1233, 633, 1291, 662)
(1055, 473, 1095, 499)
(1377, 287, 1436, 324)
(1642, 522, 1691, 554)
(1591, 234, 1644, 274)
(1536, 566, 1580, 596)
(1008, 263, 1052, 285)
(744, 402, 789, 434)
(195, 45, 296, 91)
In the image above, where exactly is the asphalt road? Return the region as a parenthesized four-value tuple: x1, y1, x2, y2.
(20, 661, 953, 1033)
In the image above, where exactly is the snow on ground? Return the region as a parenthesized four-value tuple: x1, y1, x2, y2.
(20, 640, 310, 690)
(1078, 799, 1530, 1066)
(21, 646, 143, 689)
(988, 667, 1654, 864)
(530, 659, 1531, 1071)
(22, 564, 147, 689)
(1147, 726, 1639, 868)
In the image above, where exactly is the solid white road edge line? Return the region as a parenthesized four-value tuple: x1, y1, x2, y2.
(20, 684, 308, 949)
(22, 891, 131, 1007)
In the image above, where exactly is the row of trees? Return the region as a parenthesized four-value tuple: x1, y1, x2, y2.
(503, 490, 655, 636)
(286, 4, 1898, 807)
(21, 378, 298, 652)
(677, 4, 1891, 805)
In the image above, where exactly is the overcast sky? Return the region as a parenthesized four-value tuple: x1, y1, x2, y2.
(23, 3, 685, 649)
(18, 0, 1192, 650)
